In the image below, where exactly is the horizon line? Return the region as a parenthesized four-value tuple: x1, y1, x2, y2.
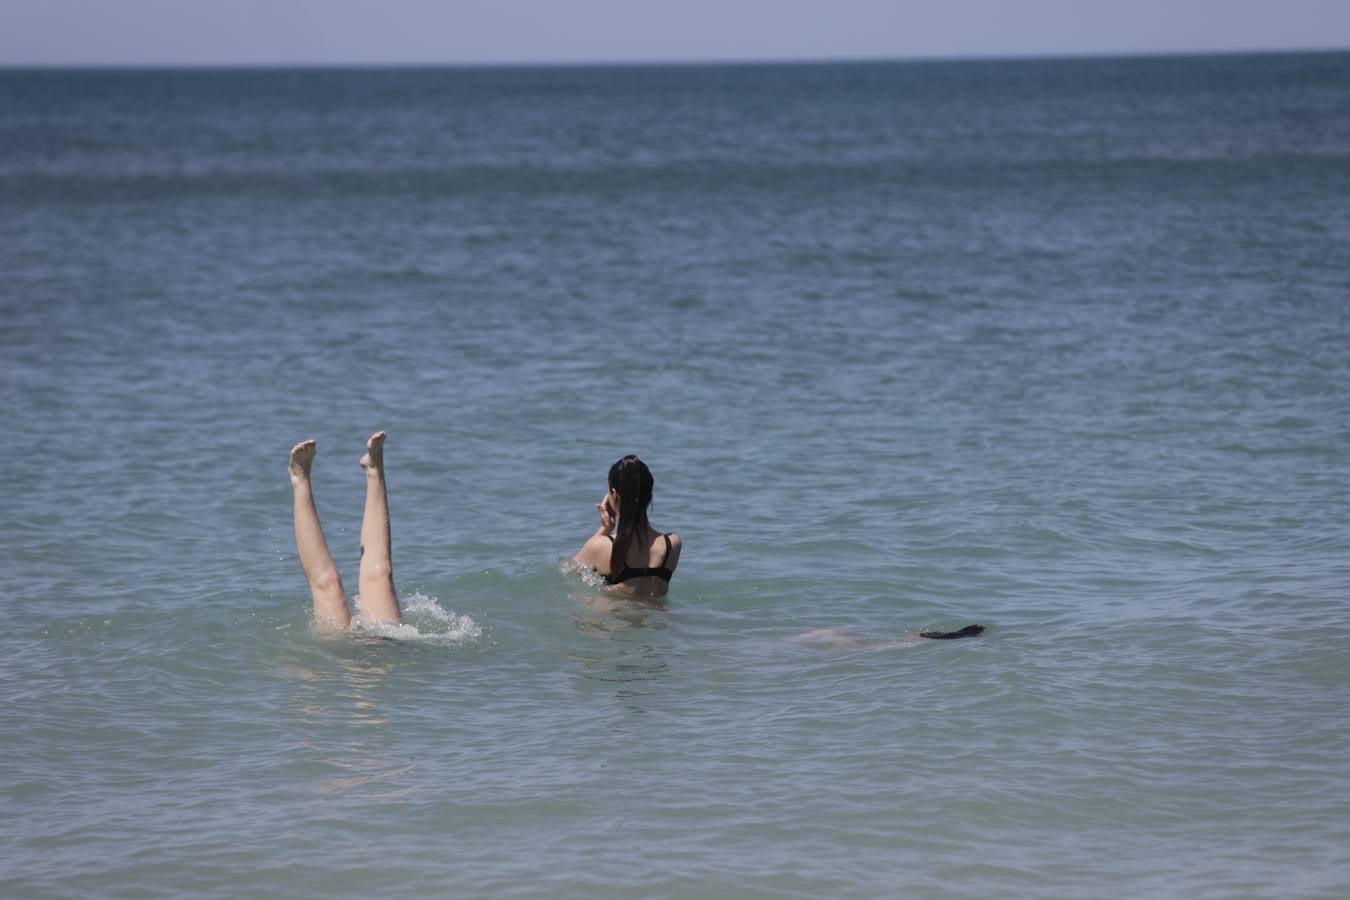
(2, 45, 1348, 71)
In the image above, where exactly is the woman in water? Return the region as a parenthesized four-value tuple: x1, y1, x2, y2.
(287, 432, 400, 628)
(574, 455, 681, 600)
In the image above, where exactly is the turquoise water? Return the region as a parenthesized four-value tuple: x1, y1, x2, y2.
(3, 54, 1350, 897)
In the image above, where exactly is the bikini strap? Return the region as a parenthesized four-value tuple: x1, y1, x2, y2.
(661, 533, 672, 567)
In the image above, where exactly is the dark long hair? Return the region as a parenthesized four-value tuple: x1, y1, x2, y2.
(608, 455, 654, 575)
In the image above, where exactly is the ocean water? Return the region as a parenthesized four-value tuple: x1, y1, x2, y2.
(2, 53, 1349, 898)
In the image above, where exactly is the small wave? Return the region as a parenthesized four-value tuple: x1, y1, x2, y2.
(350, 591, 481, 644)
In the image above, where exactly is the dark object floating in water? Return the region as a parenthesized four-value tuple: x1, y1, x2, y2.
(919, 624, 985, 640)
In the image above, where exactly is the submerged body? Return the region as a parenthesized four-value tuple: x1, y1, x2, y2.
(795, 625, 985, 650)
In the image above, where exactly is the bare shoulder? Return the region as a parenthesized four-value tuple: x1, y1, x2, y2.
(575, 534, 612, 570)
(664, 532, 683, 568)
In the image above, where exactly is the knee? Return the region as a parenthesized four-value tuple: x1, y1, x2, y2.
(312, 565, 343, 593)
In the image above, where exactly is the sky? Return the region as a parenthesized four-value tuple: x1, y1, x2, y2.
(1, 0, 1348, 66)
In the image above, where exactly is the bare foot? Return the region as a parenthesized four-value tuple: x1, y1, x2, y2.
(289, 439, 316, 485)
(359, 431, 387, 474)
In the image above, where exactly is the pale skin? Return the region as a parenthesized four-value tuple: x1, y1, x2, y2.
(287, 431, 400, 629)
(573, 488, 682, 600)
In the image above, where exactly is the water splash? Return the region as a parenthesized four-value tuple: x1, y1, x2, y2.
(351, 591, 481, 644)
(557, 556, 607, 589)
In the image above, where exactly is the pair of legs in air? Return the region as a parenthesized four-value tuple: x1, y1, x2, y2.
(288, 432, 400, 628)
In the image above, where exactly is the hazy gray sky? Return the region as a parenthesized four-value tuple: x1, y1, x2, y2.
(2, 0, 1348, 66)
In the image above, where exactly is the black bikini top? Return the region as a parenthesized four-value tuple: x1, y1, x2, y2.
(603, 533, 675, 585)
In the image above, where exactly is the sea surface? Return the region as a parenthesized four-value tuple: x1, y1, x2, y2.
(2, 53, 1349, 898)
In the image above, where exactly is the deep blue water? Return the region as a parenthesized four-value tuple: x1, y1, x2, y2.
(2, 53, 1349, 897)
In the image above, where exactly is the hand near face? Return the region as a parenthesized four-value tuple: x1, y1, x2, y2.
(595, 491, 617, 535)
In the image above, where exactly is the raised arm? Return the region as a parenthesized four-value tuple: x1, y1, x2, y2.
(573, 491, 617, 568)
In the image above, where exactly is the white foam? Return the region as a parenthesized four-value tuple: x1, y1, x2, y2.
(351, 591, 482, 644)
